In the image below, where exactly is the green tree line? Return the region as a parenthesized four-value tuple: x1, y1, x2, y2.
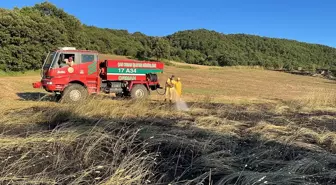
(0, 2, 335, 72)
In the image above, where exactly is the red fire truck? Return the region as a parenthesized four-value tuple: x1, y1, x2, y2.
(33, 47, 164, 102)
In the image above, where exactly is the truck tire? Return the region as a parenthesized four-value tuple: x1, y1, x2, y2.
(61, 84, 88, 103)
(130, 84, 148, 100)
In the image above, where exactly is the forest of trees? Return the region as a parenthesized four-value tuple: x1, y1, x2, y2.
(0, 2, 336, 72)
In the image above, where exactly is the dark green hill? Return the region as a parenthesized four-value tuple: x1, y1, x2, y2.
(0, 2, 335, 72)
(168, 29, 336, 70)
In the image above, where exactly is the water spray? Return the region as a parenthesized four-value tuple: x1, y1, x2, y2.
(156, 85, 189, 111)
(172, 89, 189, 111)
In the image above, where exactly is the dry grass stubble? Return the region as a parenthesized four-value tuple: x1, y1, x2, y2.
(1, 97, 336, 184)
(0, 63, 336, 184)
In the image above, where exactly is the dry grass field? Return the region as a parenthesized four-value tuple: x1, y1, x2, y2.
(0, 59, 336, 184)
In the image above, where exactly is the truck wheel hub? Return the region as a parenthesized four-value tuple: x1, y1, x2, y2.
(135, 89, 144, 98)
(70, 90, 81, 101)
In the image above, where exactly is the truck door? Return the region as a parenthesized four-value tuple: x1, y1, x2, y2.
(54, 52, 81, 82)
(80, 53, 99, 93)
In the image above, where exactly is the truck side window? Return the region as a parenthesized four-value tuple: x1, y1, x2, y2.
(81, 54, 95, 63)
(59, 53, 75, 67)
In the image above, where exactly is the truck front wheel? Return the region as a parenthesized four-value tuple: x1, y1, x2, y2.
(130, 84, 149, 100)
(61, 84, 88, 103)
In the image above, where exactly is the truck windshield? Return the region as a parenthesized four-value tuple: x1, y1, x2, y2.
(43, 52, 56, 69)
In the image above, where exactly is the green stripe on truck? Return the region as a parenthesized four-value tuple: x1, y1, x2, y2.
(106, 68, 163, 74)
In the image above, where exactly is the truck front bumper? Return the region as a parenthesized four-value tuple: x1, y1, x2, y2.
(32, 81, 42, 88)
(33, 80, 63, 92)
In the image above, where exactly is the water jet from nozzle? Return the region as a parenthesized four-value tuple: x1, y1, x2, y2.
(173, 90, 189, 111)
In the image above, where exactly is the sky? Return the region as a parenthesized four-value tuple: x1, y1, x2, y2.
(1, 0, 336, 47)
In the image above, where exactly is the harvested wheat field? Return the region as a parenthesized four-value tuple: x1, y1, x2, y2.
(0, 63, 336, 185)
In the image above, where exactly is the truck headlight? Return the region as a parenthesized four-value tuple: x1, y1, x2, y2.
(46, 82, 53, 85)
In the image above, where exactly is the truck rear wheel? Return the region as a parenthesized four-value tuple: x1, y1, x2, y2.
(61, 84, 88, 103)
(130, 84, 148, 100)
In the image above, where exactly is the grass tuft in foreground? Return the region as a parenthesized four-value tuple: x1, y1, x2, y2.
(1, 97, 336, 184)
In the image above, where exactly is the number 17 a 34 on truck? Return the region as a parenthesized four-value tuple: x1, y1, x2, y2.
(32, 47, 164, 103)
